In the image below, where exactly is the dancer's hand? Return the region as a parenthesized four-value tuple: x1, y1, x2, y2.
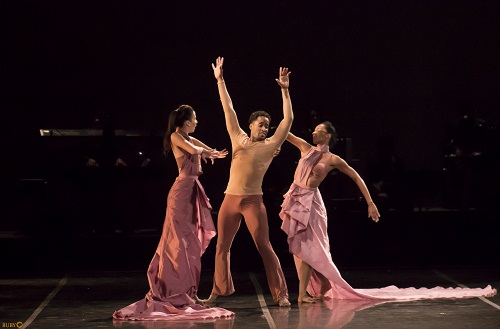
(213, 148, 229, 160)
(368, 203, 380, 223)
(275, 67, 291, 89)
(212, 56, 224, 82)
(201, 148, 228, 164)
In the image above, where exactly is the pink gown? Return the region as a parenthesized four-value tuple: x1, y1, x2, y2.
(280, 145, 496, 301)
(113, 149, 234, 320)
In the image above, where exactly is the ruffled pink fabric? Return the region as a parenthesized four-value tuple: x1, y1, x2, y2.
(113, 151, 234, 320)
(280, 182, 315, 255)
(281, 146, 497, 302)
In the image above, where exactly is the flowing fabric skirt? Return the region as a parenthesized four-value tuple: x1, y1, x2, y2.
(113, 176, 234, 320)
(280, 184, 496, 301)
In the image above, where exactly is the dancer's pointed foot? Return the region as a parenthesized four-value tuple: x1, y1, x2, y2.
(194, 295, 203, 304)
(278, 296, 291, 307)
(298, 295, 316, 303)
(198, 293, 219, 305)
(315, 294, 325, 301)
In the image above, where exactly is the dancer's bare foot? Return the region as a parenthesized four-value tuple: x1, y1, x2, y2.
(198, 293, 219, 305)
(298, 295, 316, 303)
(278, 296, 291, 307)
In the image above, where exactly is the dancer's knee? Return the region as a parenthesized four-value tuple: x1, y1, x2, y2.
(254, 239, 274, 254)
(215, 242, 231, 255)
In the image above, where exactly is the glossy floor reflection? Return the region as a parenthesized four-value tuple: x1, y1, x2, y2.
(1, 268, 498, 329)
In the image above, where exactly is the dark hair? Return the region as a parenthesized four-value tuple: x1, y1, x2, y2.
(320, 121, 337, 148)
(248, 110, 271, 125)
(163, 105, 195, 155)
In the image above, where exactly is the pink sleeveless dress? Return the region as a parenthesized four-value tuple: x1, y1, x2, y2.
(280, 145, 496, 301)
(113, 149, 234, 320)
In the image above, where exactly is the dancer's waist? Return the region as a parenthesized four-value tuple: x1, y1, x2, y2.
(178, 174, 200, 179)
(292, 181, 317, 191)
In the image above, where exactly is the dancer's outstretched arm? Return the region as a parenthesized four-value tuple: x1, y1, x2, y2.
(191, 137, 228, 164)
(171, 132, 205, 155)
(332, 156, 380, 222)
(171, 133, 227, 164)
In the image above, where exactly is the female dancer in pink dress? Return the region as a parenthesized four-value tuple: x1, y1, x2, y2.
(113, 105, 234, 321)
(280, 121, 496, 303)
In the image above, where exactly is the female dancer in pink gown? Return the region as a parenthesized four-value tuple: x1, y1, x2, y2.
(280, 121, 496, 303)
(113, 105, 234, 321)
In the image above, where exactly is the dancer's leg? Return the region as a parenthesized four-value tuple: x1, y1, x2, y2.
(210, 194, 243, 298)
(316, 271, 331, 297)
(242, 195, 289, 306)
(295, 256, 315, 303)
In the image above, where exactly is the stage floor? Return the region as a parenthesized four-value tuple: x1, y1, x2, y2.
(2, 267, 498, 329)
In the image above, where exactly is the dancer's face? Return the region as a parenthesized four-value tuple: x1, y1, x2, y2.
(312, 124, 330, 145)
(249, 116, 270, 142)
(185, 111, 198, 133)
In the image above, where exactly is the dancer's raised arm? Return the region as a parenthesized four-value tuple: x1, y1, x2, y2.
(286, 131, 312, 156)
(271, 67, 293, 145)
(212, 57, 240, 137)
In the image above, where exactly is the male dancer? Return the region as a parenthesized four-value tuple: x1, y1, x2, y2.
(202, 57, 292, 307)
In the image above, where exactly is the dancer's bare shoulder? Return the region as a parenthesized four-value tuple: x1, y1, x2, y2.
(328, 153, 349, 170)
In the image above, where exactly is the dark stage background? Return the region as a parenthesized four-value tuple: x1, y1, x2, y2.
(2, 1, 499, 273)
